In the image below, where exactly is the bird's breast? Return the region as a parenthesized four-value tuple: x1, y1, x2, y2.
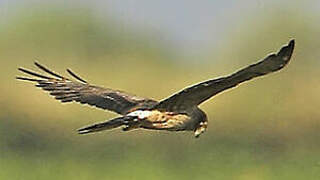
(128, 110, 190, 123)
(150, 110, 190, 123)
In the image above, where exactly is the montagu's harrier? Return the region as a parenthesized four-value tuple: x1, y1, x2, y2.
(17, 40, 294, 138)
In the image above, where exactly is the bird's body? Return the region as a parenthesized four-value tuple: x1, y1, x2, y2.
(126, 108, 207, 132)
(17, 40, 295, 138)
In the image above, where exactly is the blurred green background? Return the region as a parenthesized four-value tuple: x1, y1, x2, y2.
(1, 1, 320, 180)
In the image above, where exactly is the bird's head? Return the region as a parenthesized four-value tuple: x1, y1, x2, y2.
(193, 108, 208, 138)
(194, 120, 208, 138)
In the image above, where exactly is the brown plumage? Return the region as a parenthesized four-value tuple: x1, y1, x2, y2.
(17, 62, 157, 115)
(17, 40, 295, 138)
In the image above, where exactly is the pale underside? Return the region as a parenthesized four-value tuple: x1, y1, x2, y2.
(127, 110, 191, 131)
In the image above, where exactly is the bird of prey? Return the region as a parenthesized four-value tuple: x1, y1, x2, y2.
(17, 40, 295, 138)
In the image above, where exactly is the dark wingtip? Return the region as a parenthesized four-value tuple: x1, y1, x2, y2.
(66, 68, 87, 83)
(288, 39, 295, 51)
(17, 67, 25, 72)
(16, 76, 40, 82)
(17, 67, 52, 79)
(77, 127, 92, 134)
(284, 39, 295, 52)
(34, 61, 66, 79)
(289, 39, 295, 45)
(16, 76, 24, 80)
(277, 39, 295, 63)
(33, 61, 43, 70)
(286, 39, 295, 56)
(78, 130, 90, 135)
(77, 125, 95, 134)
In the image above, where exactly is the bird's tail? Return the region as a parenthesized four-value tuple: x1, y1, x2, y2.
(77, 116, 133, 134)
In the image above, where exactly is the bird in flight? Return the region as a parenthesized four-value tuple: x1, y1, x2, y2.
(17, 40, 295, 138)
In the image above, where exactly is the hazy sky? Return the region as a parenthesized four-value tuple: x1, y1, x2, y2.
(1, 0, 318, 57)
(92, 0, 318, 56)
(98, 0, 265, 55)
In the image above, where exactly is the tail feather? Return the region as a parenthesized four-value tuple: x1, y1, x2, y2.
(77, 116, 133, 134)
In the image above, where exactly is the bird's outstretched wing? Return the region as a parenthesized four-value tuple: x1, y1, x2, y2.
(155, 40, 295, 112)
(17, 62, 157, 115)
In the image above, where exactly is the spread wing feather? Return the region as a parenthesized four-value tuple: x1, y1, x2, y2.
(155, 40, 295, 112)
(17, 62, 157, 115)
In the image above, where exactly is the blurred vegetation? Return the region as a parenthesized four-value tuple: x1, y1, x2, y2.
(1, 2, 320, 180)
